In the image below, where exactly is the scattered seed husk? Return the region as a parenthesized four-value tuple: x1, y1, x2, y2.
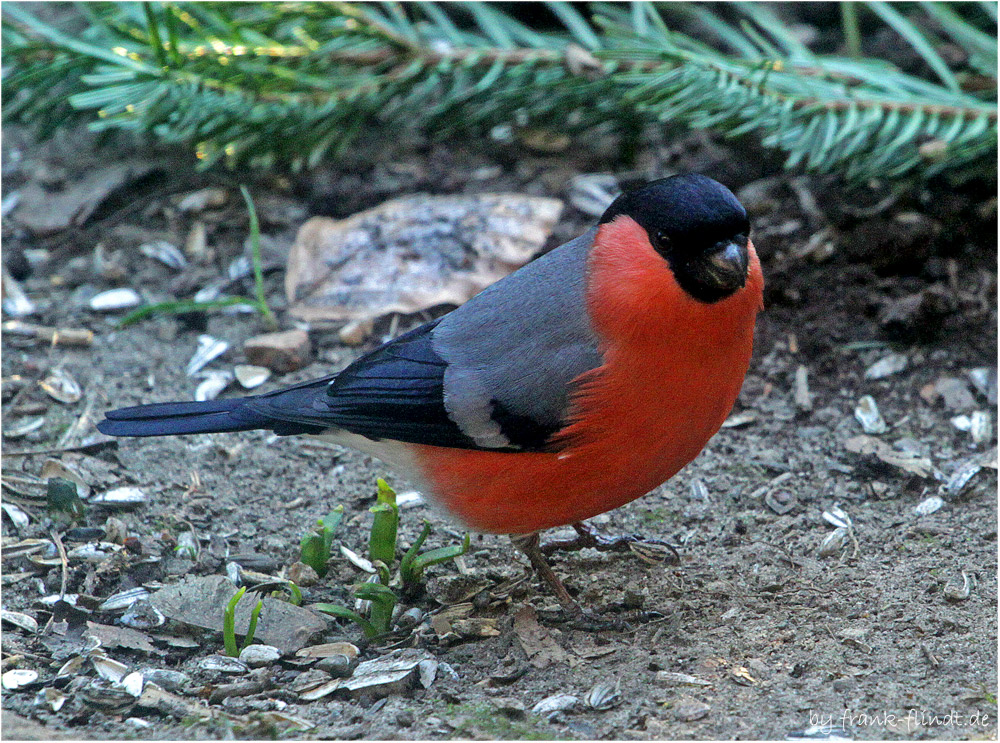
(234, 364, 270, 389)
(822, 505, 852, 530)
(186, 335, 229, 376)
(3, 538, 54, 560)
(864, 353, 908, 379)
(721, 410, 757, 428)
(79, 680, 137, 711)
(140, 668, 189, 693)
(91, 487, 147, 508)
(296, 642, 360, 660)
(200, 655, 249, 674)
(139, 241, 188, 270)
(418, 659, 438, 689)
(185, 220, 208, 257)
(913, 496, 944, 517)
(2, 320, 94, 347)
(655, 671, 713, 687)
(945, 460, 983, 495)
(532, 693, 579, 716)
(844, 435, 934, 478)
(66, 542, 123, 563)
(39, 368, 83, 404)
(57, 657, 85, 678)
(1, 502, 30, 529)
(3, 669, 39, 690)
(178, 187, 228, 213)
(793, 365, 812, 411)
(194, 371, 233, 402)
(586, 680, 622, 710)
(119, 600, 165, 629)
(765, 490, 797, 515)
(89, 288, 141, 312)
(951, 414, 972, 432)
(2, 266, 36, 317)
(99, 587, 150, 612)
(943, 572, 971, 601)
(41, 687, 68, 711)
(3, 416, 46, 439)
(395, 490, 424, 509)
(854, 395, 888, 434)
(291, 669, 334, 695)
(970, 411, 992, 445)
(967, 367, 997, 404)
(819, 527, 850, 557)
(121, 671, 144, 697)
(92, 654, 129, 683)
(340, 544, 376, 573)
(1, 609, 38, 633)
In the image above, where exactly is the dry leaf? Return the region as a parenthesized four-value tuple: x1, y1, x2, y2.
(285, 194, 563, 324)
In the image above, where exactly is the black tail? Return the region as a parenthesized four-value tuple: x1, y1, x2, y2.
(97, 398, 275, 437)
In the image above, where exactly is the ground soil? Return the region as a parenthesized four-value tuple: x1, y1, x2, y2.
(1, 120, 996, 741)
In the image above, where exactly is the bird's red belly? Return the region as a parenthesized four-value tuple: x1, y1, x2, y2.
(409, 355, 744, 534)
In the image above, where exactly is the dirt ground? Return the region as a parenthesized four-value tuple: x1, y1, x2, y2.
(2, 119, 997, 741)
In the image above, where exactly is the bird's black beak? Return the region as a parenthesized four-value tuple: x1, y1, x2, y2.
(695, 237, 749, 295)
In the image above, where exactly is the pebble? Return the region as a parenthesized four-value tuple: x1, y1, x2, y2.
(239, 644, 282, 668)
(244, 329, 313, 373)
(673, 697, 710, 722)
(315, 654, 355, 678)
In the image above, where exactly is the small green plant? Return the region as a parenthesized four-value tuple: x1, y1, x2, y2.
(118, 186, 276, 329)
(299, 506, 344, 578)
(315, 478, 470, 639)
(223, 586, 263, 657)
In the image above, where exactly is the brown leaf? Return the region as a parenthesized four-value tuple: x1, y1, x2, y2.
(285, 194, 563, 324)
(513, 605, 569, 669)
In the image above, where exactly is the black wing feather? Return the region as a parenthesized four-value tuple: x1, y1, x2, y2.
(246, 320, 482, 449)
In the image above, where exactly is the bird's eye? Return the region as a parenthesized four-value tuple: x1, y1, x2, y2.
(653, 230, 671, 251)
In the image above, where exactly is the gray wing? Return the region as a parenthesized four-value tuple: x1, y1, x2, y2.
(432, 228, 603, 450)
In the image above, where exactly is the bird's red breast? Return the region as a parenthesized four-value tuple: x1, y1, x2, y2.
(409, 215, 764, 534)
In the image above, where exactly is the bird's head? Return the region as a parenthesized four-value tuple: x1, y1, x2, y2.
(599, 174, 752, 304)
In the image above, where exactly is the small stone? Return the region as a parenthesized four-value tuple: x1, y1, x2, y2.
(673, 696, 710, 722)
(286, 562, 319, 587)
(396, 711, 415, 727)
(315, 654, 354, 678)
(239, 644, 282, 668)
(244, 329, 313, 373)
(338, 320, 373, 346)
(493, 697, 527, 720)
(935, 377, 976, 412)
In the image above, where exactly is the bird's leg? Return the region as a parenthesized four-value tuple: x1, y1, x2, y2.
(539, 521, 679, 563)
(509, 532, 579, 613)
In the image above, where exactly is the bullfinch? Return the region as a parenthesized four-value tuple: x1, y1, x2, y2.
(98, 173, 763, 611)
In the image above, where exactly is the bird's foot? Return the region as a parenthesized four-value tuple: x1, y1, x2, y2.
(510, 532, 626, 630)
(539, 521, 680, 564)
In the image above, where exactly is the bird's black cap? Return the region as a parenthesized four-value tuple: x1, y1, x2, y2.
(600, 174, 751, 303)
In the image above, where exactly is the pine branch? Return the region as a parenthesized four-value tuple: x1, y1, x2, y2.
(2, 2, 995, 180)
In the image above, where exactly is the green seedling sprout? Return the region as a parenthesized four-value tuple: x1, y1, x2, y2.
(223, 587, 264, 657)
(315, 479, 470, 641)
(118, 185, 276, 328)
(299, 506, 344, 577)
(400, 520, 472, 588)
(368, 478, 399, 571)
